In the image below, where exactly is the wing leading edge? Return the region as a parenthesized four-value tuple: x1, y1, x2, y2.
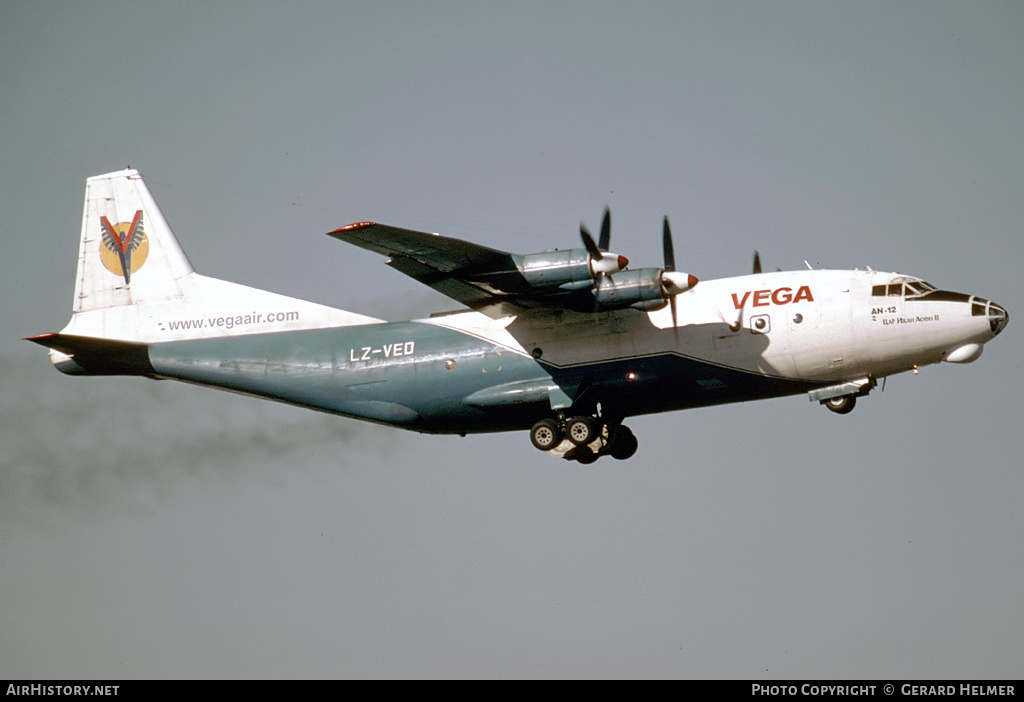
(328, 220, 696, 319)
(328, 222, 544, 313)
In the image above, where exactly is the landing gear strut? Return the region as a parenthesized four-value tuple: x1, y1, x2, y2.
(529, 415, 638, 462)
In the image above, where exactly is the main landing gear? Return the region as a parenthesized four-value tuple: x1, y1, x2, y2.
(530, 415, 639, 463)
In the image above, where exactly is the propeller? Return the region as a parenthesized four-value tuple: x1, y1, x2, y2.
(581, 208, 628, 311)
(660, 217, 699, 329)
(581, 209, 696, 319)
(580, 208, 627, 276)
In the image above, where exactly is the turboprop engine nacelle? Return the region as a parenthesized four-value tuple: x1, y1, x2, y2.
(594, 268, 698, 311)
(518, 249, 628, 291)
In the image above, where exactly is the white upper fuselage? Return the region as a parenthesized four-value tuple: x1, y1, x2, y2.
(426, 267, 1007, 390)
(642, 267, 1006, 382)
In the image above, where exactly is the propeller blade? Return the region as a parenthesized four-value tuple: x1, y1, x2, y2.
(580, 225, 604, 260)
(592, 272, 604, 313)
(753, 250, 762, 274)
(662, 217, 675, 272)
(598, 208, 611, 251)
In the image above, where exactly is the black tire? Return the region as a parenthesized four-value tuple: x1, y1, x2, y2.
(530, 418, 563, 451)
(566, 416, 599, 446)
(824, 395, 857, 414)
(609, 425, 638, 460)
(574, 447, 600, 464)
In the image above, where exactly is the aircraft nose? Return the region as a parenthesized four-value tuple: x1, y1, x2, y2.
(988, 301, 1009, 336)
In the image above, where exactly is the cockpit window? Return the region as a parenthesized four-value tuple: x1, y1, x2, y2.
(871, 279, 937, 298)
(905, 282, 937, 298)
(872, 283, 905, 297)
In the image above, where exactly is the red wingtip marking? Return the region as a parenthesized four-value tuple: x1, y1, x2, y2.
(331, 221, 376, 234)
(24, 333, 60, 348)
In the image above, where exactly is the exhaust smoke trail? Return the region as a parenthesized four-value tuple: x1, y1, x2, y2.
(2, 353, 391, 530)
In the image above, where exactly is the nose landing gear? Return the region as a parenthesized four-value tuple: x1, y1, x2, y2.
(530, 416, 638, 462)
(810, 377, 875, 415)
(822, 394, 857, 414)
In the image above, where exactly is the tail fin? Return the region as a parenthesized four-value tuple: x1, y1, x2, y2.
(73, 169, 195, 314)
(34, 168, 378, 373)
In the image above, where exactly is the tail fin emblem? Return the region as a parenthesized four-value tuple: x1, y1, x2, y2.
(100, 210, 149, 283)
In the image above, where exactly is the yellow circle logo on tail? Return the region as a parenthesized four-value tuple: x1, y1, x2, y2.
(99, 211, 149, 283)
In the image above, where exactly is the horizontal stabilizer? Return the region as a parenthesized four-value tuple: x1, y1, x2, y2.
(26, 333, 154, 376)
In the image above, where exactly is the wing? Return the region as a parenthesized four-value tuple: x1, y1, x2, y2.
(328, 222, 559, 315)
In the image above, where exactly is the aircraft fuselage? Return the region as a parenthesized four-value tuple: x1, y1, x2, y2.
(134, 268, 1006, 435)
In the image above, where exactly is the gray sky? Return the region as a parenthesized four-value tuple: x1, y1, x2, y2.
(2, 1, 1022, 679)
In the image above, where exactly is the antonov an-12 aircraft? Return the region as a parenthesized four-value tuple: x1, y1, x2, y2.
(29, 169, 1008, 463)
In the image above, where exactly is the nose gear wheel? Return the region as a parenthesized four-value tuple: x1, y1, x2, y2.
(823, 395, 856, 414)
